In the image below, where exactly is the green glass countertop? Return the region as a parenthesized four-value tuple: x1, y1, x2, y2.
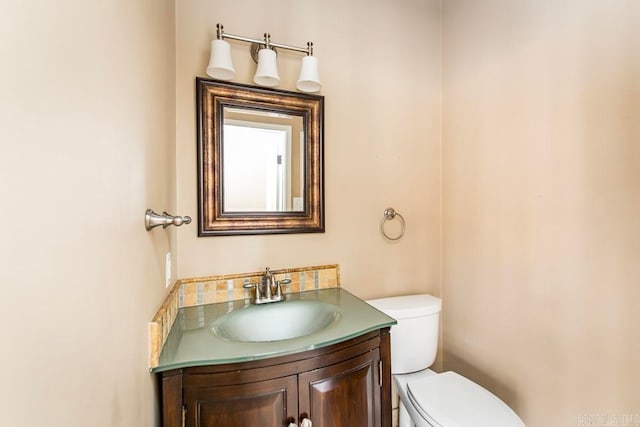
(152, 288, 396, 373)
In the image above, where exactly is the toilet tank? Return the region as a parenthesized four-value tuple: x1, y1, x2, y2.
(366, 294, 442, 374)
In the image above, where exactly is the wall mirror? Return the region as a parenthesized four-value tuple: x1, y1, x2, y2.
(197, 78, 324, 236)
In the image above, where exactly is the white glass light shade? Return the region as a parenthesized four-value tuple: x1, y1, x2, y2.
(206, 39, 236, 80)
(253, 48, 280, 87)
(296, 55, 321, 93)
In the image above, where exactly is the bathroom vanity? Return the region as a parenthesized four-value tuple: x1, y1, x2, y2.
(159, 329, 390, 426)
(153, 288, 396, 427)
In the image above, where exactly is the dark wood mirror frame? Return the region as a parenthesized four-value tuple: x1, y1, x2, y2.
(196, 78, 324, 236)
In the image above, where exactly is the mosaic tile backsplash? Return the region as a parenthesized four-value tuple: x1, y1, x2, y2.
(149, 264, 340, 369)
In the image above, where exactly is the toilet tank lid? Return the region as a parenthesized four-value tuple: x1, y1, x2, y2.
(366, 294, 442, 318)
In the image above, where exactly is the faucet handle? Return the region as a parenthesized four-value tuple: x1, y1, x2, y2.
(273, 278, 291, 300)
(243, 282, 262, 303)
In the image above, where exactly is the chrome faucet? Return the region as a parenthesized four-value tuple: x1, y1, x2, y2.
(243, 267, 291, 304)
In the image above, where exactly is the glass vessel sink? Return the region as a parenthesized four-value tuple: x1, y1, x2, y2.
(210, 300, 341, 342)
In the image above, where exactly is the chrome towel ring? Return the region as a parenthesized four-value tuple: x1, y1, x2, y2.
(381, 207, 406, 240)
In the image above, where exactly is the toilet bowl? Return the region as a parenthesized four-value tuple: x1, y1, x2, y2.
(366, 294, 525, 427)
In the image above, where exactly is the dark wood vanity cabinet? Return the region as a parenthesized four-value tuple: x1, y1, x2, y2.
(183, 375, 298, 426)
(298, 349, 382, 426)
(159, 328, 392, 427)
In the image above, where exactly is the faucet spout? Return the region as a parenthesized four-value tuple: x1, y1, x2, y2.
(261, 267, 274, 300)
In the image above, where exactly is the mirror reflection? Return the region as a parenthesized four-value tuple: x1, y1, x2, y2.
(222, 107, 305, 212)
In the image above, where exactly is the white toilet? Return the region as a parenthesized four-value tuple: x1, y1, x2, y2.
(366, 294, 525, 427)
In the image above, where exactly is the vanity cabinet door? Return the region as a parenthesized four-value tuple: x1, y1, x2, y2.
(298, 349, 381, 427)
(183, 375, 298, 427)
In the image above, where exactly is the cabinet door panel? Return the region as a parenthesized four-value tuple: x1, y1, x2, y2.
(184, 375, 298, 427)
(298, 350, 380, 427)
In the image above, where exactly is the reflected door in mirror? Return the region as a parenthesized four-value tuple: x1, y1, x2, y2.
(222, 108, 304, 212)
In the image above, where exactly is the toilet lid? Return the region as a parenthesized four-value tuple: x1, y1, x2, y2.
(366, 294, 441, 318)
(407, 371, 525, 427)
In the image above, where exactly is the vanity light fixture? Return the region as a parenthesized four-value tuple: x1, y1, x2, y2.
(206, 23, 321, 93)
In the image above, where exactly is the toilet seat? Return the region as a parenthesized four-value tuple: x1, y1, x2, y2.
(406, 371, 525, 427)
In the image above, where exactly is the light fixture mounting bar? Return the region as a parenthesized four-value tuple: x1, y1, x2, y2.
(217, 23, 313, 55)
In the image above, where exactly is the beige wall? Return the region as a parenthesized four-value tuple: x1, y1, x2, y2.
(175, 0, 442, 300)
(442, 0, 640, 425)
(0, 1, 175, 426)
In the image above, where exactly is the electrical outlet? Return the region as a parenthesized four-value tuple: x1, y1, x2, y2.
(165, 252, 172, 288)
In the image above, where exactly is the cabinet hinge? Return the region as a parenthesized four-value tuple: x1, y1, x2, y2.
(378, 360, 383, 387)
(182, 405, 186, 427)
